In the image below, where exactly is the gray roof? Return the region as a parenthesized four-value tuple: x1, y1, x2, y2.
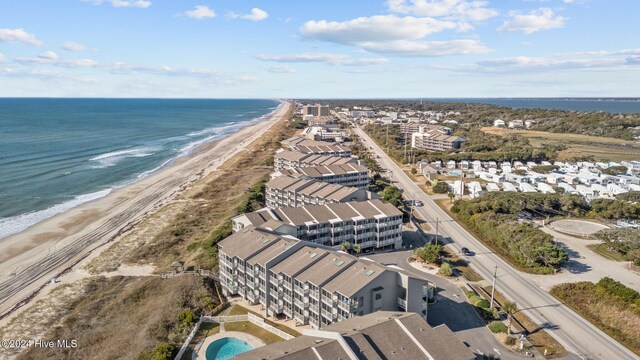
(295, 253, 356, 286)
(237, 311, 475, 360)
(322, 259, 387, 296)
(270, 246, 329, 277)
(243, 200, 401, 227)
(217, 227, 284, 260)
(246, 237, 299, 267)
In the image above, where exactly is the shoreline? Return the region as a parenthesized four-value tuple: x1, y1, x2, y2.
(0, 100, 283, 241)
(0, 100, 292, 320)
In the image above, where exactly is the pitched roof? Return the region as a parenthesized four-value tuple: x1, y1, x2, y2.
(270, 246, 329, 277)
(237, 311, 475, 360)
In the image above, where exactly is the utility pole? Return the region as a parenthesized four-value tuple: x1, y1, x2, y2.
(490, 265, 498, 308)
(385, 124, 389, 152)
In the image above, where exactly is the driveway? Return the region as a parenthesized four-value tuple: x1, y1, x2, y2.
(525, 227, 640, 291)
(366, 250, 530, 360)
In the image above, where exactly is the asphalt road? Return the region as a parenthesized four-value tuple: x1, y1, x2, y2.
(367, 249, 528, 360)
(351, 123, 637, 360)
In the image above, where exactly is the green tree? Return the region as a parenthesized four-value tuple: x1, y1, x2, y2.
(447, 191, 455, 203)
(439, 262, 453, 276)
(411, 168, 418, 175)
(354, 244, 361, 255)
(433, 181, 449, 194)
(502, 301, 518, 336)
(413, 244, 443, 264)
(381, 185, 404, 207)
(341, 242, 349, 252)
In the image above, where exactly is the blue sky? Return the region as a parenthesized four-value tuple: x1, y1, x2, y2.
(0, 0, 639, 98)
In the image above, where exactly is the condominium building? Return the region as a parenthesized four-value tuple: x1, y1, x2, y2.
(231, 199, 403, 251)
(218, 227, 431, 330)
(302, 126, 346, 142)
(399, 122, 421, 139)
(236, 311, 475, 360)
(303, 104, 330, 117)
(282, 136, 352, 157)
(273, 150, 357, 170)
(307, 116, 338, 127)
(411, 125, 465, 152)
(265, 175, 373, 208)
(274, 163, 370, 189)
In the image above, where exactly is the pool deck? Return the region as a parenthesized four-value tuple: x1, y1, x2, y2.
(194, 330, 265, 360)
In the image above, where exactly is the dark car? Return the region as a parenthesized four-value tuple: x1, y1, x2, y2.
(460, 247, 473, 256)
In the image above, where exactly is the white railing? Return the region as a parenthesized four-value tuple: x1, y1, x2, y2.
(174, 318, 202, 360)
(247, 313, 296, 340)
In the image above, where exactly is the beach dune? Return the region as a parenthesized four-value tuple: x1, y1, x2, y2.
(0, 101, 291, 319)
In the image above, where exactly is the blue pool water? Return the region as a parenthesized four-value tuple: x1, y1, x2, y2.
(448, 170, 462, 176)
(205, 337, 254, 360)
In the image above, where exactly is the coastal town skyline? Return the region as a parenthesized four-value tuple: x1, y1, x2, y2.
(1, 0, 640, 98)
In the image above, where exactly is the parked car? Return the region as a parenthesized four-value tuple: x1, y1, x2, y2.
(460, 247, 473, 256)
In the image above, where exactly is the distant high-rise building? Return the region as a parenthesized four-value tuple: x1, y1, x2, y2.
(303, 104, 330, 117)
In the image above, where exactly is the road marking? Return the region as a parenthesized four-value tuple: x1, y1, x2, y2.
(494, 348, 501, 356)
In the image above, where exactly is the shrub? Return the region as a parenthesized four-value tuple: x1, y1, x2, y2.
(505, 336, 517, 346)
(465, 291, 476, 299)
(140, 342, 177, 360)
(488, 321, 508, 334)
(468, 295, 482, 305)
(433, 181, 449, 194)
(439, 262, 453, 276)
(476, 299, 490, 309)
(413, 244, 443, 264)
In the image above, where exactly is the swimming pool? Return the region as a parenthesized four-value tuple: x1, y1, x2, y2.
(205, 337, 254, 360)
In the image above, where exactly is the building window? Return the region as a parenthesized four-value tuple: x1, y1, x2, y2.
(375, 293, 382, 300)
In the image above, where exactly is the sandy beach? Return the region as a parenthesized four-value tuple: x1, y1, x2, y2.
(0, 100, 292, 319)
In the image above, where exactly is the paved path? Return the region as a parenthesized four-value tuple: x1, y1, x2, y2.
(348, 121, 637, 360)
(525, 227, 640, 291)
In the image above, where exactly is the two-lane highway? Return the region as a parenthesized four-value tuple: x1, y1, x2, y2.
(351, 123, 637, 360)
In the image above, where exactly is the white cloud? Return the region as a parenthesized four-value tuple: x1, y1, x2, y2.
(38, 51, 59, 60)
(301, 15, 457, 44)
(86, 0, 151, 8)
(563, 48, 640, 57)
(184, 5, 216, 20)
(228, 8, 269, 21)
(0, 53, 5, 62)
(62, 41, 89, 52)
(360, 39, 491, 57)
(387, 0, 498, 21)
(264, 65, 296, 73)
(299, 15, 490, 57)
(17, 55, 98, 68)
(438, 51, 640, 75)
(498, 8, 566, 34)
(256, 53, 389, 66)
(0, 28, 43, 46)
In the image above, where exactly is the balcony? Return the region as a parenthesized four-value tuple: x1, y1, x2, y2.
(397, 297, 407, 310)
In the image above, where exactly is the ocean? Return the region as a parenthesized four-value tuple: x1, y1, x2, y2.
(423, 98, 640, 114)
(0, 98, 280, 239)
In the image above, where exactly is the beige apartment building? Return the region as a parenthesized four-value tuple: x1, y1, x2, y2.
(273, 150, 357, 170)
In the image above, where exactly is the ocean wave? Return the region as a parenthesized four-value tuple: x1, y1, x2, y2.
(89, 147, 157, 168)
(0, 188, 113, 239)
(137, 158, 174, 180)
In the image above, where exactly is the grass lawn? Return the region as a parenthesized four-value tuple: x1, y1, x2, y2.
(586, 244, 628, 262)
(227, 304, 302, 337)
(481, 127, 640, 162)
(180, 322, 220, 360)
(224, 321, 284, 345)
(481, 286, 566, 358)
